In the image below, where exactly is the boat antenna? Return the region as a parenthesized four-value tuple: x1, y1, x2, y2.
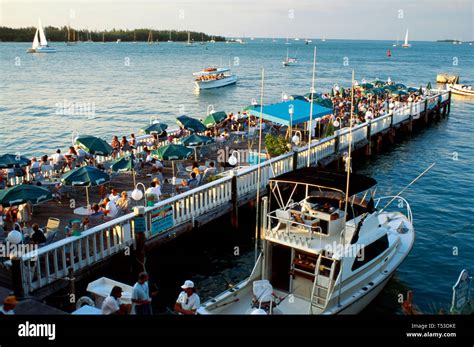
(337, 69, 355, 307)
(307, 46, 316, 167)
(378, 162, 436, 214)
(254, 68, 265, 263)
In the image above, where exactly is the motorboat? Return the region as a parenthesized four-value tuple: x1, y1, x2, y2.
(198, 168, 415, 315)
(193, 67, 237, 90)
(436, 73, 459, 84)
(27, 19, 56, 53)
(447, 83, 474, 97)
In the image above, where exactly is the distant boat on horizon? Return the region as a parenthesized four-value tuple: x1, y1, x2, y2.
(322, 36, 326, 42)
(147, 30, 153, 45)
(393, 37, 399, 47)
(402, 29, 411, 48)
(186, 31, 194, 46)
(168, 30, 173, 42)
(27, 19, 56, 53)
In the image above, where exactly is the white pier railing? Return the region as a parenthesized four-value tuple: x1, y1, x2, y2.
(15, 90, 450, 295)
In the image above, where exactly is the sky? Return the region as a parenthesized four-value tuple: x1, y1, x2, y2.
(0, 0, 473, 41)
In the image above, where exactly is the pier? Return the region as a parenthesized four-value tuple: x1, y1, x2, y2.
(2, 89, 450, 300)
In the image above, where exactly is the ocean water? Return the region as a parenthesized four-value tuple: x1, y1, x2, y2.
(1, 40, 473, 313)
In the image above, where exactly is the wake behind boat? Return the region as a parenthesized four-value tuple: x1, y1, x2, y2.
(193, 67, 237, 90)
(198, 168, 415, 315)
(27, 19, 56, 53)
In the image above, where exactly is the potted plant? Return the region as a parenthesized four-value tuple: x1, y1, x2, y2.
(264, 134, 290, 158)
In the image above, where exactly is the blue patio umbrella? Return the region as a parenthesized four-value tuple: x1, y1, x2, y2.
(0, 184, 53, 206)
(176, 115, 206, 133)
(0, 154, 31, 168)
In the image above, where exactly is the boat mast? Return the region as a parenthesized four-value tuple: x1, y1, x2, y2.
(307, 46, 316, 167)
(337, 69, 355, 307)
(254, 68, 265, 263)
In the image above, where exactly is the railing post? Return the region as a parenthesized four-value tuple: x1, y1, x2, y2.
(231, 170, 239, 230)
(447, 91, 451, 116)
(11, 257, 25, 298)
(424, 99, 429, 124)
(366, 121, 372, 156)
(292, 150, 299, 171)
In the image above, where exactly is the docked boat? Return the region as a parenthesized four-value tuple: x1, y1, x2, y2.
(436, 73, 459, 84)
(27, 19, 56, 53)
(193, 67, 237, 90)
(447, 83, 474, 96)
(198, 168, 415, 315)
(282, 48, 297, 66)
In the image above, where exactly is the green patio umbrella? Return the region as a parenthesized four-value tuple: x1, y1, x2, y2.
(393, 83, 407, 90)
(0, 154, 31, 168)
(61, 166, 111, 207)
(330, 88, 335, 98)
(141, 122, 168, 135)
(303, 92, 321, 101)
(111, 156, 136, 186)
(407, 87, 418, 93)
(372, 79, 385, 87)
(391, 90, 408, 97)
(203, 111, 227, 128)
(339, 87, 346, 98)
(360, 83, 374, 90)
(176, 115, 207, 133)
(152, 144, 193, 177)
(243, 104, 260, 112)
(314, 98, 333, 108)
(383, 85, 398, 92)
(75, 135, 114, 156)
(181, 134, 214, 161)
(418, 85, 423, 95)
(0, 184, 53, 206)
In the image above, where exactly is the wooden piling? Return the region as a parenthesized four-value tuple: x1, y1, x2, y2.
(11, 258, 24, 298)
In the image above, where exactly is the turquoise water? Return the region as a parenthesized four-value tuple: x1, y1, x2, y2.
(1, 40, 473, 313)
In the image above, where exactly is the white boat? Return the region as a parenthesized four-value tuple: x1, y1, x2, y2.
(305, 39, 312, 45)
(322, 36, 326, 42)
(447, 83, 474, 96)
(116, 39, 121, 43)
(402, 29, 411, 48)
(147, 31, 153, 44)
(193, 67, 237, 90)
(198, 168, 415, 315)
(282, 48, 297, 66)
(393, 37, 399, 47)
(168, 30, 173, 42)
(185, 31, 194, 46)
(27, 19, 56, 53)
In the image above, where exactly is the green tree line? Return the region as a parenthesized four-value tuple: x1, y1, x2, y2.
(0, 26, 225, 43)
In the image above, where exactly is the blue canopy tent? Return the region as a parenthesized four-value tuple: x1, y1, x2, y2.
(248, 99, 333, 127)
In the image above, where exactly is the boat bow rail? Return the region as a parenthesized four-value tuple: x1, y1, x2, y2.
(14, 90, 448, 295)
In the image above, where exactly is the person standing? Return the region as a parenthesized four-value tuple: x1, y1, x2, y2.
(101, 286, 131, 315)
(132, 272, 157, 315)
(174, 280, 200, 315)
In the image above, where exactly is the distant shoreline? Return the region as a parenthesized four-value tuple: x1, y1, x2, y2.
(0, 26, 226, 43)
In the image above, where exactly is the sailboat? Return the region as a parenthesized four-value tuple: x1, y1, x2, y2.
(167, 30, 173, 42)
(285, 36, 291, 45)
(200, 33, 205, 45)
(185, 31, 194, 46)
(210, 36, 216, 43)
(322, 36, 326, 42)
(402, 29, 411, 48)
(133, 32, 136, 43)
(102, 32, 105, 44)
(282, 48, 297, 66)
(27, 19, 56, 53)
(87, 31, 93, 43)
(147, 30, 153, 45)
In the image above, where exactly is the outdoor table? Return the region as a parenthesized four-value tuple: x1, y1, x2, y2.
(73, 206, 95, 216)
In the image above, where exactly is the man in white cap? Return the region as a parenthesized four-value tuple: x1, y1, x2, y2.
(174, 280, 200, 315)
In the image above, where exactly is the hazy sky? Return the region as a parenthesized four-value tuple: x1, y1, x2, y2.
(1, 0, 473, 41)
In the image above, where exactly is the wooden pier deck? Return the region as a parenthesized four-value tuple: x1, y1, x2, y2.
(0, 90, 451, 302)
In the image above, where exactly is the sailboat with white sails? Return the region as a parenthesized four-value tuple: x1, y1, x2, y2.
(27, 19, 56, 53)
(402, 29, 411, 48)
(185, 31, 194, 46)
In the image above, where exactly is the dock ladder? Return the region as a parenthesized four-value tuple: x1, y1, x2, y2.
(308, 255, 337, 314)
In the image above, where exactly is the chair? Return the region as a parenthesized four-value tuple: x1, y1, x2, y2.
(273, 209, 293, 232)
(175, 162, 188, 178)
(43, 217, 60, 236)
(252, 280, 275, 314)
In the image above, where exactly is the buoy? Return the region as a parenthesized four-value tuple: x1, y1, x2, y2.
(387, 49, 392, 57)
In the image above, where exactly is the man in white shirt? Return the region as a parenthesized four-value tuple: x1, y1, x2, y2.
(145, 181, 161, 204)
(50, 149, 65, 164)
(103, 198, 118, 218)
(174, 280, 200, 315)
(101, 286, 130, 315)
(108, 189, 120, 203)
(0, 296, 17, 315)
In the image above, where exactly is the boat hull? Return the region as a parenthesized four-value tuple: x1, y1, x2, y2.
(447, 84, 474, 97)
(27, 46, 56, 53)
(195, 76, 237, 90)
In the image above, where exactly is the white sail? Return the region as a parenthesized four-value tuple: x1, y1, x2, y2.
(32, 28, 39, 49)
(38, 19, 48, 46)
(404, 29, 409, 45)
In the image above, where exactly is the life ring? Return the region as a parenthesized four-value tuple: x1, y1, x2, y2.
(76, 296, 96, 310)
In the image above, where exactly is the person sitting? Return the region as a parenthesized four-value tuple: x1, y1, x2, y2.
(64, 146, 78, 169)
(0, 296, 17, 315)
(176, 172, 198, 193)
(108, 188, 120, 203)
(129, 133, 137, 149)
(145, 181, 161, 204)
(29, 223, 46, 245)
(102, 197, 118, 219)
(83, 203, 104, 229)
(115, 191, 130, 215)
(101, 286, 131, 315)
(190, 162, 201, 177)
